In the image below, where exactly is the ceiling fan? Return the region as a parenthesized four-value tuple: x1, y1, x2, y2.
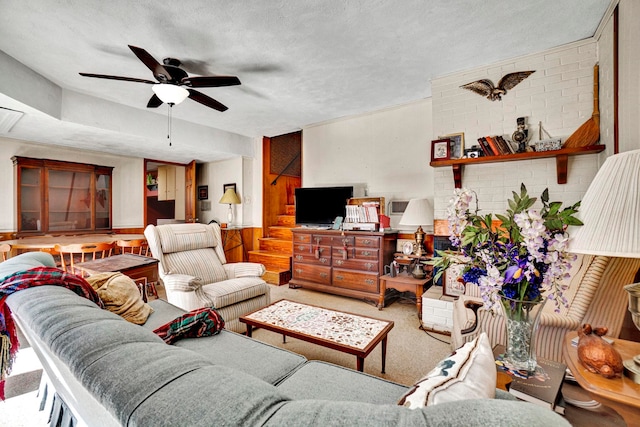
(79, 45, 240, 112)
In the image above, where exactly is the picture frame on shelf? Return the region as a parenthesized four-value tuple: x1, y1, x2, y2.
(443, 267, 466, 297)
(198, 185, 208, 200)
(441, 132, 465, 159)
(431, 139, 451, 161)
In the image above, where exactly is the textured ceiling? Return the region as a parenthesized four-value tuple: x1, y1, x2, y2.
(0, 0, 611, 162)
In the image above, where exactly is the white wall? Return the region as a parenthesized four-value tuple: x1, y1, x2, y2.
(618, 0, 640, 154)
(431, 40, 603, 219)
(0, 137, 143, 232)
(302, 99, 433, 230)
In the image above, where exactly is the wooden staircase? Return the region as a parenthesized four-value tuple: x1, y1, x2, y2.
(249, 204, 296, 285)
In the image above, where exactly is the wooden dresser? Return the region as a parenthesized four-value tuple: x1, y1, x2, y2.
(289, 229, 397, 304)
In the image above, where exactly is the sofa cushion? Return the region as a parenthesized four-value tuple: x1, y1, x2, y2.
(398, 332, 496, 408)
(86, 272, 153, 324)
(276, 361, 408, 404)
(143, 299, 305, 385)
(0, 252, 56, 281)
(164, 248, 228, 284)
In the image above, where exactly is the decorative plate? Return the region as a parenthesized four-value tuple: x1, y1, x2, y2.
(402, 241, 415, 256)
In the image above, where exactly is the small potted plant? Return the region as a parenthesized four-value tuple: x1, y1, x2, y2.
(146, 173, 157, 191)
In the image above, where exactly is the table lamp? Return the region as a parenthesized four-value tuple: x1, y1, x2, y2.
(219, 188, 241, 225)
(568, 149, 640, 383)
(399, 198, 434, 258)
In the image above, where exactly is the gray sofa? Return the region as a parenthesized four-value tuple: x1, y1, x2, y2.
(3, 252, 569, 426)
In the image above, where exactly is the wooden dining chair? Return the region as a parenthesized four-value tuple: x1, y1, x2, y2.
(54, 242, 115, 276)
(115, 239, 150, 256)
(0, 243, 11, 261)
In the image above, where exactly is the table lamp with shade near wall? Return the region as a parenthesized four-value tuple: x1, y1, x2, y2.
(568, 149, 640, 383)
(399, 198, 434, 258)
(219, 188, 241, 225)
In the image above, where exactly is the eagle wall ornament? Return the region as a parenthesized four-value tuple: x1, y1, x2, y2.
(460, 71, 535, 101)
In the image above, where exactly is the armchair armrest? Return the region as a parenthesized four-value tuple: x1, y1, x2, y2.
(223, 263, 266, 279)
(461, 299, 485, 335)
(162, 274, 204, 292)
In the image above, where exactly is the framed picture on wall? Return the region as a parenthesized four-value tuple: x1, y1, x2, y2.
(440, 132, 465, 159)
(431, 139, 451, 161)
(198, 185, 208, 200)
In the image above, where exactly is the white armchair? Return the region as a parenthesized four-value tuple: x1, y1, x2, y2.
(144, 223, 270, 333)
(452, 254, 640, 363)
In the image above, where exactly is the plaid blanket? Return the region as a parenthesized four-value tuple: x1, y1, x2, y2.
(153, 307, 225, 345)
(0, 267, 103, 400)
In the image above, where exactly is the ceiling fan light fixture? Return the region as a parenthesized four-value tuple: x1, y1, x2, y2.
(152, 84, 189, 105)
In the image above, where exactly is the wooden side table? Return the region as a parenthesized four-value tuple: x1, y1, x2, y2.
(378, 271, 432, 320)
(75, 254, 159, 302)
(563, 331, 640, 425)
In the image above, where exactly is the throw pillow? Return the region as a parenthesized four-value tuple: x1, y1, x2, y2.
(86, 272, 153, 325)
(153, 307, 225, 344)
(398, 332, 496, 408)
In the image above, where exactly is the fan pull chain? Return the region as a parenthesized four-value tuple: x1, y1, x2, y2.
(167, 103, 173, 146)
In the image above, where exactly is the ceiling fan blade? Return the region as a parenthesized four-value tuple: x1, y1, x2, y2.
(79, 73, 156, 84)
(128, 45, 171, 82)
(147, 94, 163, 108)
(187, 89, 228, 112)
(181, 76, 241, 88)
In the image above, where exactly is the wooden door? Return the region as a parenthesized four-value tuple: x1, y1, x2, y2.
(184, 160, 197, 223)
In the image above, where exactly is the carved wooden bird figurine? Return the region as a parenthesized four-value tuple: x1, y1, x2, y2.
(460, 71, 535, 101)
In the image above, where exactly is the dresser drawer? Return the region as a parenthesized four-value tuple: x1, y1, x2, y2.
(311, 235, 335, 246)
(354, 247, 379, 260)
(332, 258, 378, 272)
(355, 236, 381, 248)
(293, 233, 312, 243)
(332, 247, 356, 260)
(332, 268, 378, 292)
(293, 246, 331, 265)
(292, 263, 331, 285)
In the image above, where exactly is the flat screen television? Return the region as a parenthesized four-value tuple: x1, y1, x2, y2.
(295, 186, 353, 228)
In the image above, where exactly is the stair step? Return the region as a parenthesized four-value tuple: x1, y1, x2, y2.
(268, 226, 295, 240)
(249, 250, 292, 271)
(276, 215, 296, 226)
(285, 204, 296, 215)
(259, 237, 293, 254)
(262, 269, 292, 286)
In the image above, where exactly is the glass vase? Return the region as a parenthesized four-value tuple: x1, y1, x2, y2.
(499, 294, 546, 373)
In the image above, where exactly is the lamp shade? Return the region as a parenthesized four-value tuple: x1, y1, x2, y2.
(219, 188, 241, 205)
(399, 198, 434, 228)
(152, 84, 189, 105)
(568, 149, 640, 258)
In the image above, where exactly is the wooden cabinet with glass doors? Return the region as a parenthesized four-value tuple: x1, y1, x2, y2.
(13, 157, 113, 236)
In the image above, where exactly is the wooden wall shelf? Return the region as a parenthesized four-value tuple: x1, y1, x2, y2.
(430, 145, 605, 188)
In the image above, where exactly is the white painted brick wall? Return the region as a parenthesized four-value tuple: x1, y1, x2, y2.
(422, 297, 453, 332)
(431, 40, 603, 219)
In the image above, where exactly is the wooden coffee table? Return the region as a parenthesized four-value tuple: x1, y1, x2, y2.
(240, 299, 394, 373)
(563, 331, 640, 425)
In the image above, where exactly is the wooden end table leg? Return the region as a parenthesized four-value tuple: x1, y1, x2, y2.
(378, 278, 386, 310)
(416, 283, 423, 321)
(381, 336, 387, 374)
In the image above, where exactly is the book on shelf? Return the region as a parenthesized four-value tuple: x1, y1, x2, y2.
(477, 137, 495, 156)
(495, 135, 515, 154)
(485, 136, 503, 156)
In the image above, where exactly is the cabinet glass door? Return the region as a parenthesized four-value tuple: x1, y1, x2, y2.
(19, 167, 42, 231)
(48, 170, 92, 231)
(95, 173, 111, 229)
